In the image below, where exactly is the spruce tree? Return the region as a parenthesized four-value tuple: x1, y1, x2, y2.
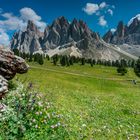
(38, 54, 44, 65)
(90, 59, 93, 67)
(131, 60, 135, 68)
(92, 59, 96, 65)
(69, 57, 74, 65)
(29, 53, 33, 62)
(60, 56, 66, 66)
(81, 58, 85, 65)
(134, 57, 140, 77)
(66, 56, 70, 66)
(52, 54, 59, 65)
(117, 65, 127, 76)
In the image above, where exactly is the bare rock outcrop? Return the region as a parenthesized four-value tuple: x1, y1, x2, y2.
(11, 17, 137, 60)
(0, 47, 29, 99)
(11, 20, 43, 54)
(103, 17, 140, 45)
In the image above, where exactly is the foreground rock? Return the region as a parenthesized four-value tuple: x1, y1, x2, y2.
(0, 76, 8, 99)
(0, 47, 29, 99)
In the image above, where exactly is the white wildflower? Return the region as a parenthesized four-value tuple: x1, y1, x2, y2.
(35, 125, 38, 128)
(35, 112, 39, 115)
(82, 124, 86, 127)
(32, 119, 36, 122)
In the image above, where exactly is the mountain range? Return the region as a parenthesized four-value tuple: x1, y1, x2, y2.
(103, 17, 140, 57)
(11, 16, 140, 60)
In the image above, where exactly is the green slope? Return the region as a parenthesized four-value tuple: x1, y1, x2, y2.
(15, 61, 140, 139)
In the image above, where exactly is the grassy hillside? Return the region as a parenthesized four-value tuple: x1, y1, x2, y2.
(15, 60, 140, 139)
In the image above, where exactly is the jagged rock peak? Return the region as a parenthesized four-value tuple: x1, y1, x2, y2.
(27, 20, 38, 32)
(58, 16, 69, 25)
(116, 21, 126, 38)
(103, 17, 140, 45)
(129, 17, 140, 27)
(52, 16, 69, 28)
(103, 30, 113, 43)
(79, 20, 87, 29)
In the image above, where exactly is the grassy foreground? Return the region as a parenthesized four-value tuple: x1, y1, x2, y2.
(15, 60, 140, 139)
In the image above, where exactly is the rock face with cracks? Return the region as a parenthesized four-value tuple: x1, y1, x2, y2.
(0, 47, 29, 99)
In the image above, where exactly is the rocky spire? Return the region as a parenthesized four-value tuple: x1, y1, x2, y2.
(128, 17, 140, 34)
(11, 20, 43, 54)
(103, 17, 140, 45)
(103, 30, 113, 43)
(116, 21, 126, 38)
(27, 20, 38, 32)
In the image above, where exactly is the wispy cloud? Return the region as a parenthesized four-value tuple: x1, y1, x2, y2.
(83, 1, 114, 16)
(0, 12, 26, 31)
(98, 16, 107, 27)
(82, 3, 99, 15)
(83, 2, 115, 27)
(0, 29, 10, 46)
(0, 7, 46, 46)
(99, 2, 107, 9)
(108, 9, 113, 16)
(111, 28, 116, 33)
(0, 7, 46, 32)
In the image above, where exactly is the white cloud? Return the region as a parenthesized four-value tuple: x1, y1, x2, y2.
(128, 14, 140, 26)
(0, 29, 10, 46)
(0, 13, 25, 31)
(96, 11, 100, 16)
(83, 2, 114, 16)
(83, 3, 99, 15)
(98, 16, 107, 27)
(111, 28, 116, 33)
(20, 7, 46, 31)
(108, 9, 113, 16)
(83, 2, 115, 27)
(0, 7, 47, 45)
(99, 2, 107, 9)
(20, 8, 41, 21)
(0, 7, 46, 32)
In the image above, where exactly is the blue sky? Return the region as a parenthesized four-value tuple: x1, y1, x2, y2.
(0, 0, 140, 45)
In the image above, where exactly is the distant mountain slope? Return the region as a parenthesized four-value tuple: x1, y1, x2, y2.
(11, 17, 137, 60)
(103, 17, 140, 57)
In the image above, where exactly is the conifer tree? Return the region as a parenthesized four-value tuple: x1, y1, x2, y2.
(81, 58, 85, 65)
(134, 57, 140, 77)
(60, 56, 66, 66)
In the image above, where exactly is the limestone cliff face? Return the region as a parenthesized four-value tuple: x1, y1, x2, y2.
(11, 17, 101, 53)
(103, 17, 140, 45)
(42, 17, 100, 50)
(11, 20, 43, 54)
(11, 17, 137, 60)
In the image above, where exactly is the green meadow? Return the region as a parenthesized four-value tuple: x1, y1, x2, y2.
(15, 60, 140, 139)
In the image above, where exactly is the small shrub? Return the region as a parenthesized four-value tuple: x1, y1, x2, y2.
(8, 80, 17, 91)
(117, 66, 127, 76)
(0, 82, 67, 139)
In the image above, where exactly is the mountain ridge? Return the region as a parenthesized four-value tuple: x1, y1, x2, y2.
(103, 17, 140, 57)
(11, 17, 138, 60)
